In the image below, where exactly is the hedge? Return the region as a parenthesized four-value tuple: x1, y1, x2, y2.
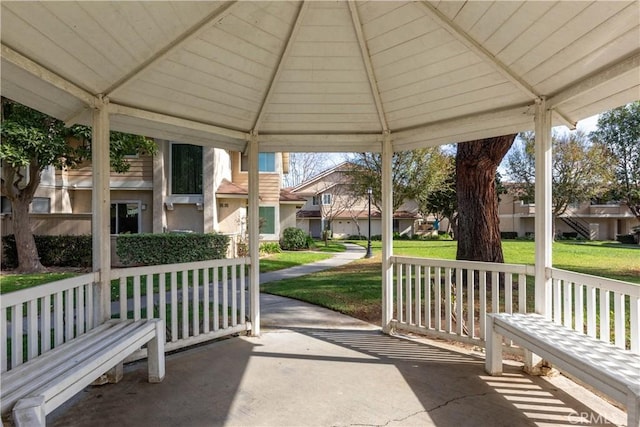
(280, 227, 309, 250)
(500, 232, 518, 239)
(116, 232, 229, 266)
(2, 234, 93, 269)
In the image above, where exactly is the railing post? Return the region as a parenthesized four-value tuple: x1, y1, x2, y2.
(248, 133, 260, 336)
(381, 133, 394, 332)
(92, 96, 111, 324)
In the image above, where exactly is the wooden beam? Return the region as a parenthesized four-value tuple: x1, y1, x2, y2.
(247, 133, 260, 336)
(252, 1, 308, 131)
(108, 103, 247, 141)
(534, 98, 552, 318)
(418, 1, 540, 101)
(1, 44, 97, 108)
(547, 51, 640, 109)
(348, 1, 388, 132)
(106, 1, 237, 97)
(91, 96, 111, 323)
(381, 133, 394, 332)
(257, 133, 383, 152)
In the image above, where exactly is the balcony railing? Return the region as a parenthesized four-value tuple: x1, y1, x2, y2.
(1, 258, 251, 372)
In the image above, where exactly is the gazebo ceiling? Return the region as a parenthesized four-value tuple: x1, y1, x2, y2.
(1, 1, 638, 153)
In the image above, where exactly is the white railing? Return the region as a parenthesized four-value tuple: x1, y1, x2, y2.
(2, 258, 252, 372)
(390, 256, 534, 350)
(549, 268, 639, 352)
(110, 258, 251, 359)
(390, 256, 640, 355)
(1, 273, 99, 372)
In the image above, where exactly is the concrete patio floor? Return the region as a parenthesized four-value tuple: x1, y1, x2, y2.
(48, 292, 626, 427)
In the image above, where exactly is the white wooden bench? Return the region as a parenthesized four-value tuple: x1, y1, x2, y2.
(1, 319, 165, 426)
(486, 313, 640, 427)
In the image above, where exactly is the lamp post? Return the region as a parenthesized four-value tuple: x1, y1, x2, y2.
(365, 187, 372, 258)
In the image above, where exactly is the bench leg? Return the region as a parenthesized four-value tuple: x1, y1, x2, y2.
(485, 315, 503, 375)
(628, 391, 640, 427)
(13, 395, 46, 427)
(147, 319, 165, 383)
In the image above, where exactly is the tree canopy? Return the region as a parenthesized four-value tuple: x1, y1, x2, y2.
(0, 98, 157, 272)
(505, 130, 614, 217)
(590, 101, 640, 220)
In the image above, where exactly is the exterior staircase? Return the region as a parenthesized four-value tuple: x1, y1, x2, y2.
(559, 214, 593, 239)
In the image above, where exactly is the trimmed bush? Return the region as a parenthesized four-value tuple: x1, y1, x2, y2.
(116, 232, 229, 266)
(280, 227, 309, 250)
(501, 232, 518, 239)
(616, 234, 636, 244)
(2, 234, 93, 269)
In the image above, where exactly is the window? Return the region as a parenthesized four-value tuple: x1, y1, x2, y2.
(111, 202, 140, 234)
(259, 206, 275, 234)
(1, 197, 11, 214)
(171, 144, 203, 194)
(241, 153, 276, 172)
(322, 194, 332, 205)
(312, 195, 320, 206)
(31, 197, 50, 213)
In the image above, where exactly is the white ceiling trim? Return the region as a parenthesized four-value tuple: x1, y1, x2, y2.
(1, 44, 97, 109)
(418, 1, 539, 102)
(106, 1, 237, 98)
(252, 1, 308, 132)
(347, 0, 388, 133)
(393, 104, 533, 142)
(258, 133, 383, 153)
(109, 103, 247, 142)
(547, 51, 640, 110)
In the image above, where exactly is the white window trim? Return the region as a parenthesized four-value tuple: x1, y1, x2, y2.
(322, 193, 332, 205)
(259, 204, 279, 240)
(111, 200, 142, 235)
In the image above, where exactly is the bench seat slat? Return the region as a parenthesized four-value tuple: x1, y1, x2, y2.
(492, 313, 640, 390)
(2, 320, 135, 391)
(1, 319, 160, 417)
(487, 313, 640, 427)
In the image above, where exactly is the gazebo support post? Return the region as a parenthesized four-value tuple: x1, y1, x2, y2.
(529, 97, 553, 373)
(248, 133, 260, 336)
(381, 133, 394, 333)
(92, 96, 111, 325)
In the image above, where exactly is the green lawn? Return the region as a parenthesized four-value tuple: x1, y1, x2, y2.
(372, 239, 640, 284)
(262, 239, 640, 324)
(0, 250, 334, 294)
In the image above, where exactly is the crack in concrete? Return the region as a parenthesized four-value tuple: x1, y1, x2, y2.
(341, 392, 493, 427)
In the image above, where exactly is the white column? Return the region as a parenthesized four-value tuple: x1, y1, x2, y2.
(203, 147, 216, 233)
(92, 96, 111, 324)
(534, 98, 552, 318)
(152, 140, 167, 233)
(248, 134, 260, 336)
(381, 133, 394, 332)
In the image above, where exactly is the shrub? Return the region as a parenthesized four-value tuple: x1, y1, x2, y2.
(616, 234, 636, 244)
(260, 242, 282, 254)
(280, 227, 309, 250)
(501, 232, 518, 239)
(116, 232, 229, 266)
(2, 234, 93, 269)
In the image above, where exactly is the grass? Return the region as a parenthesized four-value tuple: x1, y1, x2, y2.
(312, 241, 347, 253)
(259, 251, 333, 273)
(0, 272, 78, 294)
(262, 239, 640, 325)
(0, 250, 335, 295)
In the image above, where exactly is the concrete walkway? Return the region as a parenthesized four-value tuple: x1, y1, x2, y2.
(49, 244, 625, 427)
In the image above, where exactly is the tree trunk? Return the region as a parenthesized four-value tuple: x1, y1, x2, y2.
(456, 135, 516, 262)
(12, 196, 46, 272)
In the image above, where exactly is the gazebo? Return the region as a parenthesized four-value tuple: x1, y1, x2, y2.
(1, 1, 639, 424)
